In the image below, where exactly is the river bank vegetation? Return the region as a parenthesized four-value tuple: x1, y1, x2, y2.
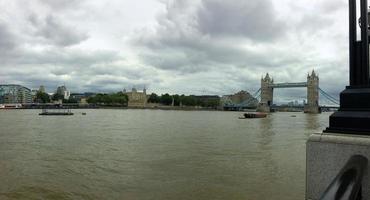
(86, 92, 128, 106)
(35, 91, 220, 109)
(147, 93, 220, 108)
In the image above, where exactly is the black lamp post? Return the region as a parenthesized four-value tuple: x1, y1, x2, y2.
(324, 0, 370, 135)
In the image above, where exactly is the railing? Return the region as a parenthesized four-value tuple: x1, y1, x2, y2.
(319, 155, 367, 200)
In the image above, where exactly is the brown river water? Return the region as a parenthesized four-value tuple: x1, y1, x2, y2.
(0, 109, 331, 200)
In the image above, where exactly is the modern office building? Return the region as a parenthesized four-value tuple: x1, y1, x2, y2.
(56, 85, 70, 100)
(39, 85, 46, 93)
(31, 89, 38, 102)
(0, 84, 33, 104)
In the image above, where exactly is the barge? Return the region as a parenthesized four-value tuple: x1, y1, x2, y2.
(39, 109, 74, 116)
(243, 112, 267, 119)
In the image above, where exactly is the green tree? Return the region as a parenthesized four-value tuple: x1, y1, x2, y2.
(179, 94, 186, 106)
(148, 93, 160, 103)
(52, 93, 64, 101)
(87, 92, 128, 106)
(200, 99, 220, 108)
(111, 92, 128, 105)
(172, 94, 180, 106)
(35, 91, 50, 103)
(160, 93, 173, 105)
(63, 98, 78, 104)
(181, 95, 197, 106)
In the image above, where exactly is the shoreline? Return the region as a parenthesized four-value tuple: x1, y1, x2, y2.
(8, 104, 227, 112)
(2, 104, 325, 113)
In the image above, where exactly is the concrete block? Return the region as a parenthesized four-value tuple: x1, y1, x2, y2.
(306, 132, 370, 200)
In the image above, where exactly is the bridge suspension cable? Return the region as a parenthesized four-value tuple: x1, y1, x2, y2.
(320, 92, 340, 105)
(224, 88, 261, 108)
(318, 88, 340, 105)
(251, 88, 261, 97)
(237, 88, 261, 107)
(319, 88, 339, 103)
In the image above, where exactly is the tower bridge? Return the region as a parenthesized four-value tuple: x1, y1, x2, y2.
(223, 70, 339, 112)
(257, 71, 320, 113)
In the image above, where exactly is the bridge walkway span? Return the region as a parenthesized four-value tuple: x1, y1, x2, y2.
(271, 82, 308, 88)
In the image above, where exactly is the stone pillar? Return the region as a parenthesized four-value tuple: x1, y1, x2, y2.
(304, 70, 320, 113)
(143, 87, 147, 107)
(306, 133, 370, 200)
(257, 73, 273, 112)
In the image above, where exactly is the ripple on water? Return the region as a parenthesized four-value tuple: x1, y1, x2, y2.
(0, 186, 95, 200)
(0, 110, 332, 200)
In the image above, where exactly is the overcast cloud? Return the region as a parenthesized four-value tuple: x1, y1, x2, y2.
(0, 0, 348, 103)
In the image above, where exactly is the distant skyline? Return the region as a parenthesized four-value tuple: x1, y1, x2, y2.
(0, 0, 348, 103)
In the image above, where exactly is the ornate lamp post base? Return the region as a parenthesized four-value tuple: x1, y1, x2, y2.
(325, 86, 370, 135)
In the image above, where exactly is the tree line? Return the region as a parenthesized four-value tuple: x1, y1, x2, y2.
(147, 93, 220, 108)
(34, 91, 219, 108)
(35, 91, 128, 105)
(35, 91, 80, 104)
(86, 92, 128, 105)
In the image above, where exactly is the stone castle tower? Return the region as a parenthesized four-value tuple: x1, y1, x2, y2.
(304, 70, 320, 113)
(257, 73, 274, 112)
(124, 87, 148, 107)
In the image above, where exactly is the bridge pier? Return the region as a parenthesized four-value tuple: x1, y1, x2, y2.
(304, 70, 320, 113)
(257, 73, 273, 112)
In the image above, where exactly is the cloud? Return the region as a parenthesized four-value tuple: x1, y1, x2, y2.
(131, 0, 348, 101)
(0, 23, 16, 52)
(19, 48, 118, 66)
(197, 0, 286, 40)
(134, 0, 297, 75)
(38, 0, 84, 10)
(30, 14, 89, 47)
(0, 0, 350, 102)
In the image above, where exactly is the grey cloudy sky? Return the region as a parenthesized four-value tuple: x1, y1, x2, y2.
(0, 0, 349, 103)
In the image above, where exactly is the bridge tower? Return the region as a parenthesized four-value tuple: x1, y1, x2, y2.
(257, 73, 274, 112)
(304, 70, 320, 113)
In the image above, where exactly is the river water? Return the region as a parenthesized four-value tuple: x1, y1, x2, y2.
(0, 109, 331, 200)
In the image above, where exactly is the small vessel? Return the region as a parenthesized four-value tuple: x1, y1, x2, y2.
(243, 112, 267, 118)
(0, 104, 22, 109)
(82, 112, 87, 115)
(39, 108, 74, 116)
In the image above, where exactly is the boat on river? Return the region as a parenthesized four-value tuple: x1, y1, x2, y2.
(39, 108, 74, 116)
(242, 112, 267, 119)
(0, 104, 22, 109)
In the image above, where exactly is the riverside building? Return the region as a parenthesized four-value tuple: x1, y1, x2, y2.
(56, 85, 71, 100)
(124, 87, 148, 107)
(221, 90, 258, 108)
(0, 84, 32, 104)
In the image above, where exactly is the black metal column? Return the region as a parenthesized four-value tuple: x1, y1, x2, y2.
(349, 0, 357, 86)
(360, 0, 369, 85)
(324, 0, 370, 135)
